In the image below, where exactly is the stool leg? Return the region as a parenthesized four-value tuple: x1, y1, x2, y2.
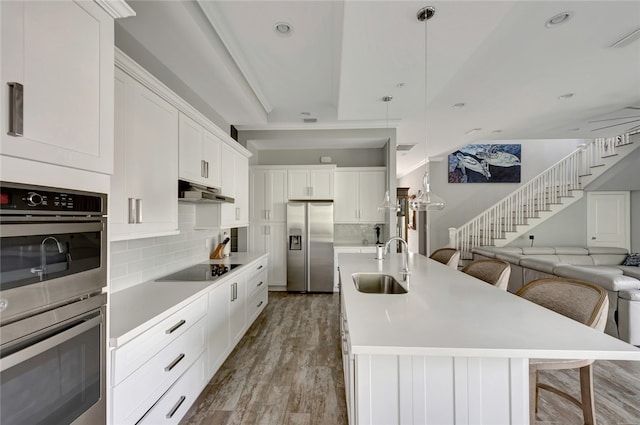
(579, 364, 597, 425)
(529, 368, 537, 423)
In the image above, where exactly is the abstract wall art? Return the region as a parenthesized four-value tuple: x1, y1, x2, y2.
(448, 144, 521, 183)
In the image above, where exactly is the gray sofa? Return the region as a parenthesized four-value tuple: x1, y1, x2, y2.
(472, 246, 640, 345)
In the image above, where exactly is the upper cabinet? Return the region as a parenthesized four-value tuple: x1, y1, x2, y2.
(250, 168, 288, 223)
(1, 0, 115, 174)
(220, 143, 249, 228)
(334, 168, 386, 223)
(179, 113, 222, 188)
(111, 68, 179, 240)
(287, 166, 335, 200)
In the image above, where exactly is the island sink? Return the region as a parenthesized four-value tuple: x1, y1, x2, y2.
(352, 273, 407, 294)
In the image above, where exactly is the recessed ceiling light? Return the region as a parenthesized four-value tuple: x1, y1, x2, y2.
(492, 129, 503, 133)
(545, 12, 573, 28)
(396, 83, 406, 88)
(274, 22, 292, 36)
(452, 103, 466, 109)
(558, 93, 575, 100)
(465, 128, 482, 135)
(300, 112, 311, 116)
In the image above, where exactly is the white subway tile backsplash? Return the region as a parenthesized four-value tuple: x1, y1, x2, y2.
(109, 206, 219, 293)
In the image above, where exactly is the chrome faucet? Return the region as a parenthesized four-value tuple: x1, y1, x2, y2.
(32, 236, 64, 280)
(384, 236, 410, 281)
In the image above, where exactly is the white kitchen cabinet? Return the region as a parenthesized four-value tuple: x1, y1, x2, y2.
(250, 168, 288, 223)
(111, 295, 207, 425)
(207, 282, 230, 378)
(229, 271, 247, 345)
(179, 113, 222, 188)
(111, 67, 179, 240)
(334, 168, 386, 223)
(221, 143, 249, 228)
(250, 223, 286, 289)
(287, 166, 335, 200)
(0, 0, 118, 174)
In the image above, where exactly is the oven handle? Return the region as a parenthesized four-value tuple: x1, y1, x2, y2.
(0, 221, 104, 238)
(0, 310, 102, 371)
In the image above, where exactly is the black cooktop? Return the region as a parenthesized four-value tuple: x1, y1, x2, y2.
(156, 264, 241, 282)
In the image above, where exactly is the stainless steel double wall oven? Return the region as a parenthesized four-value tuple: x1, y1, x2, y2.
(0, 182, 107, 425)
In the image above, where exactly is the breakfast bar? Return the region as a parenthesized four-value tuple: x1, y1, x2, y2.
(338, 253, 640, 424)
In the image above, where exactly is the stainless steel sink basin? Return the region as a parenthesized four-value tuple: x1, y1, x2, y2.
(352, 273, 407, 294)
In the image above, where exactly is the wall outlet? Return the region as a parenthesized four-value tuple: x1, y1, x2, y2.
(205, 239, 210, 249)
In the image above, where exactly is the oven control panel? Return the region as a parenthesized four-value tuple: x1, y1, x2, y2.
(0, 182, 105, 214)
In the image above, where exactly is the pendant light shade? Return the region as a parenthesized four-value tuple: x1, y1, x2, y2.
(377, 190, 398, 212)
(410, 6, 445, 213)
(409, 172, 444, 211)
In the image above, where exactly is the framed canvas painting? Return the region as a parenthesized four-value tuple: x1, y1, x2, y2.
(448, 144, 521, 183)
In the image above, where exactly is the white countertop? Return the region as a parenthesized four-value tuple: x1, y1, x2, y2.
(339, 252, 640, 360)
(334, 243, 379, 249)
(109, 252, 268, 348)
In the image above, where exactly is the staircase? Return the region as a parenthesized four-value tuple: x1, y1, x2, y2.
(448, 131, 639, 259)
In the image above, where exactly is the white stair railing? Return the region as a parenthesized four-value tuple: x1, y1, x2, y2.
(449, 132, 634, 259)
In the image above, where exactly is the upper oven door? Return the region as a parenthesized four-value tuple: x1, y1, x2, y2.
(0, 219, 107, 323)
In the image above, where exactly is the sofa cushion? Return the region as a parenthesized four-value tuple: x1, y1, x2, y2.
(591, 254, 628, 266)
(521, 247, 556, 255)
(617, 265, 640, 279)
(495, 252, 525, 264)
(622, 253, 640, 267)
(554, 247, 589, 255)
(619, 289, 640, 301)
(557, 254, 594, 265)
(519, 258, 560, 274)
(553, 265, 640, 292)
(587, 247, 629, 255)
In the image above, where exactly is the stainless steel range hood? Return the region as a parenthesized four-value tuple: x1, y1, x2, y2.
(178, 180, 235, 203)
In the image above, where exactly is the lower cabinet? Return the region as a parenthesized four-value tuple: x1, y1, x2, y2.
(250, 223, 286, 289)
(110, 255, 269, 425)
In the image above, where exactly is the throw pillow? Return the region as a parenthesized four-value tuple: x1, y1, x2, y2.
(622, 253, 640, 267)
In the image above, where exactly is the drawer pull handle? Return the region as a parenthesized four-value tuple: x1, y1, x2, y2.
(165, 395, 186, 419)
(257, 301, 263, 308)
(257, 265, 263, 270)
(165, 319, 186, 334)
(257, 281, 264, 287)
(164, 353, 185, 372)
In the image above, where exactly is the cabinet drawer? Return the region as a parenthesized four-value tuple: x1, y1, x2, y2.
(137, 351, 208, 425)
(246, 257, 268, 280)
(247, 268, 268, 300)
(248, 287, 268, 324)
(112, 295, 207, 386)
(112, 317, 207, 424)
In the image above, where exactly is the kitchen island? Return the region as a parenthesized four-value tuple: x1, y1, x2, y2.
(338, 252, 640, 425)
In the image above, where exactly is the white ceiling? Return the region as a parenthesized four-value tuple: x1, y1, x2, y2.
(117, 1, 640, 177)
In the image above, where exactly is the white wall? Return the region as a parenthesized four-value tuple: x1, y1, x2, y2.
(110, 204, 220, 293)
(429, 139, 584, 250)
(254, 148, 385, 167)
(631, 191, 639, 253)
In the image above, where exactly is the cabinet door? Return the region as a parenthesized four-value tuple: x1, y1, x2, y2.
(1, 0, 114, 174)
(310, 169, 334, 199)
(220, 144, 237, 228)
(235, 153, 249, 225)
(334, 171, 359, 223)
(268, 223, 287, 288)
(203, 130, 222, 188)
(229, 274, 247, 345)
(358, 171, 386, 223)
(288, 170, 309, 199)
(111, 69, 179, 238)
(268, 170, 288, 222)
(178, 113, 205, 185)
(208, 284, 230, 377)
(250, 170, 268, 222)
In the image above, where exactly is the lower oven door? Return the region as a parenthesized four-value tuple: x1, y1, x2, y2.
(0, 302, 105, 425)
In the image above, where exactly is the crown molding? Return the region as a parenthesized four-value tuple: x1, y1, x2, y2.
(94, 0, 136, 19)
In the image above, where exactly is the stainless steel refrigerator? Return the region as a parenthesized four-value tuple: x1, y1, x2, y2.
(287, 201, 334, 292)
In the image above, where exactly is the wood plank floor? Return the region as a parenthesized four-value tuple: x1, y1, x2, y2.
(180, 292, 640, 425)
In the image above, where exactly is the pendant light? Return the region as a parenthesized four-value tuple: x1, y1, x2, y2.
(410, 6, 445, 212)
(378, 96, 399, 212)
